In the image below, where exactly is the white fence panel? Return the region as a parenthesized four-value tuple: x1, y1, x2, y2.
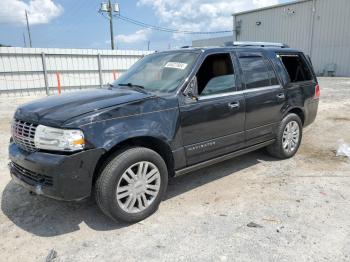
(0, 47, 152, 96)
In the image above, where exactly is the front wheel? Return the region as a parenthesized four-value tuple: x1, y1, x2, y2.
(94, 147, 168, 223)
(267, 113, 303, 159)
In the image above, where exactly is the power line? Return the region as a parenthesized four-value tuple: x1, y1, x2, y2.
(22, 32, 27, 47)
(116, 14, 233, 35)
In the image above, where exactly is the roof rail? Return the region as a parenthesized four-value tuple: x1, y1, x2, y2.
(225, 41, 289, 48)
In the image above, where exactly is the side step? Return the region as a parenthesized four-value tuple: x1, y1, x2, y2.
(174, 140, 275, 177)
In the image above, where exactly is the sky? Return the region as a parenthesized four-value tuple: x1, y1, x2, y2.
(0, 0, 292, 51)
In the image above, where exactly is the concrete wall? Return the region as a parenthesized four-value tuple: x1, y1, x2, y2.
(234, 0, 350, 76)
(0, 47, 152, 96)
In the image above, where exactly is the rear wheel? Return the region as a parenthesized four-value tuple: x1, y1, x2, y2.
(95, 147, 168, 223)
(267, 113, 302, 159)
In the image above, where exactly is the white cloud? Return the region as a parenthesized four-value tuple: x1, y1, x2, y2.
(253, 0, 279, 8)
(0, 0, 63, 26)
(138, 0, 279, 33)
(116, 29, 152, 44)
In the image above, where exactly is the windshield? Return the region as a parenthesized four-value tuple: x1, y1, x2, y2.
(113, 51, 199, 93)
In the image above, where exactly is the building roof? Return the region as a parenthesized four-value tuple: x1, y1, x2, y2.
(232, 0, 312, 16)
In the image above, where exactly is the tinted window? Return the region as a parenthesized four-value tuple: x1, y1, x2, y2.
(278, 54, 313, 82)
(201, 75, 235, 96)
(238, 54, 275, 89)
(266, 60, 279, 85)
(197, 53, 236, 96)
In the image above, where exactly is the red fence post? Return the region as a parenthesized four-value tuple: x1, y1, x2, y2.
(56, 72, 61, 95)
(113, 71, 117, 80)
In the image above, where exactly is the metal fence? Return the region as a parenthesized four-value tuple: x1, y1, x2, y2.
(0, 47, 152, 96)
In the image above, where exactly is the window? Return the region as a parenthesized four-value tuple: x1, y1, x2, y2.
(267, 61, 279, 86)
(238, 53, 278, 89)
(196, 53, 235, 96)
(278, 54, 313, 82)
(113, 51, 199, 93)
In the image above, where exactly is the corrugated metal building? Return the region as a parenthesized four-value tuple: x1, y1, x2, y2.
(193, 0, 350, 76)
(192, 36, 233, 48)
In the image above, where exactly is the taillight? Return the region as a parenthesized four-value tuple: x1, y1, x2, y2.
(314, 84, 320, 99)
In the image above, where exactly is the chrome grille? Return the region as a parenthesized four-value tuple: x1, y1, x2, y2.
(11, 119, 37, 152)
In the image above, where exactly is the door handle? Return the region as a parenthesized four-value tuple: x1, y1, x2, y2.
(276, 93, 285, 100)
(228, 101, 240, 109)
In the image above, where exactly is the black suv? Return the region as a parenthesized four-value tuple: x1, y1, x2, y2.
(9, 43, 319, 222)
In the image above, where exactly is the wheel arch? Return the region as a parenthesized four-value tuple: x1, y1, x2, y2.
(284, 107, 305, 126)
(93, 136, 175, 184)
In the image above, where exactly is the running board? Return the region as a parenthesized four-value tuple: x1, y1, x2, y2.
(174, 140, 275, 177)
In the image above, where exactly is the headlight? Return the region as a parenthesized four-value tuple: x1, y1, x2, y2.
(34, 125, 85, 152)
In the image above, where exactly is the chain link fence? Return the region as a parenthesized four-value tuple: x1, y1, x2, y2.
(0, 47, 152, 96)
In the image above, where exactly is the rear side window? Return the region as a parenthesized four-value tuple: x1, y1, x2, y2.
(278, 54, 313, 82)
(238, 53, 279, 89)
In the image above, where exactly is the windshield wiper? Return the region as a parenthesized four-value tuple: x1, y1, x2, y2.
(118, 83, 145, 89)
(118, 83, 149, 94)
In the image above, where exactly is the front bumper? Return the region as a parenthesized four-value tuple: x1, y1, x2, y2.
(8, 142, 105, 201)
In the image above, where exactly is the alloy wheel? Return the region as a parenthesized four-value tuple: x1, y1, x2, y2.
(116, 161, 161, 214)
(282, 120, 300, 154)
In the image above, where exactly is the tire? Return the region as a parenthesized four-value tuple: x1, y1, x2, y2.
(267, 113, 303, 159)
(94, 147, 168, 223)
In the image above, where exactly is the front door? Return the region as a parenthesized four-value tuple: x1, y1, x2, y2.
(179, 52, 246, 166)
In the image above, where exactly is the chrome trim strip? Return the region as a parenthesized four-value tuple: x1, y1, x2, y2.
(199, 91, 240, 100)
(198, 85, 282, 101)
(241, 84, 282, 94)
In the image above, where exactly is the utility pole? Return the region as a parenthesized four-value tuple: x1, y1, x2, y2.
(108, 0, 115, 49)
(25, 10, 32, 47)
(147, 40, 150, 51)
(99, 1, 119, 50)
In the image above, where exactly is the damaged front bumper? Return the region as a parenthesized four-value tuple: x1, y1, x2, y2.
(8, 142, 105, 201)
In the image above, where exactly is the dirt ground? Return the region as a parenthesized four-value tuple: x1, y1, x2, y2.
(0, 77, 350, 262)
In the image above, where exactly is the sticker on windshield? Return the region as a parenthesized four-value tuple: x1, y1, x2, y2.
(164, 62, 188, 70)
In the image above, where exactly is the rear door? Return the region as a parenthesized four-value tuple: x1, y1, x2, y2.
(237, 51, 286, 146)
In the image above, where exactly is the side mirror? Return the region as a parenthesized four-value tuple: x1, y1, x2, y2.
(105, 82, 114, 89)
(183, 76, 198, 101)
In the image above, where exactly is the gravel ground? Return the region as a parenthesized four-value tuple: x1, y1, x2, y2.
(0, 77, 350, 262)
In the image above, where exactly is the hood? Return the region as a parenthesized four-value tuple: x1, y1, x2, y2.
(14, 88, 153, 127)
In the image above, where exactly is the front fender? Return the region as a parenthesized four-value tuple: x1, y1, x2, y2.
(81, 107, 182, 151)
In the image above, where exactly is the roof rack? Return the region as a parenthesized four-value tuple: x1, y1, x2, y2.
(225, 41, 289, 48)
